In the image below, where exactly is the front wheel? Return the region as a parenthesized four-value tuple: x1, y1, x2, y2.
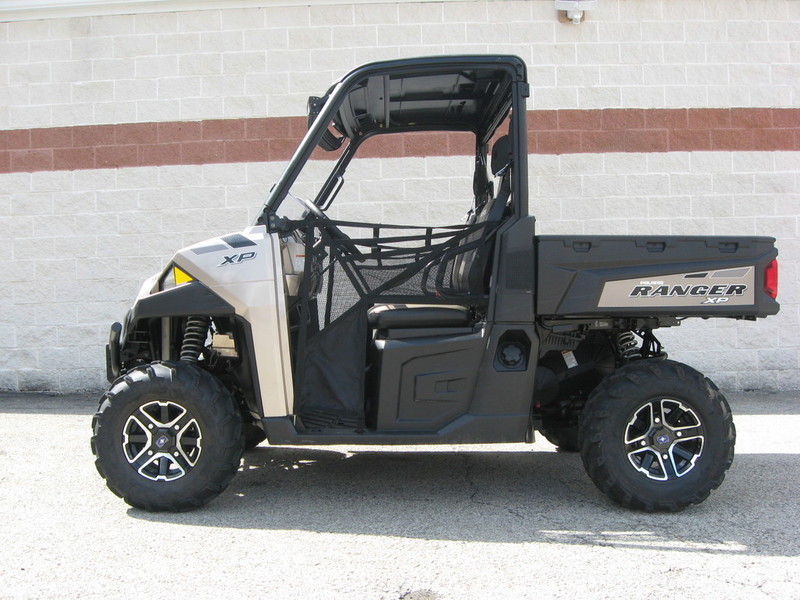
(91, 361, 244, 512)
(578, 360, 735, 512)
(243, 421, 267, 450)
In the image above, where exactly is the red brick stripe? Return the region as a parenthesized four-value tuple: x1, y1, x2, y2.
(1, 108, 798, 174)
(530, 108, 800, 154)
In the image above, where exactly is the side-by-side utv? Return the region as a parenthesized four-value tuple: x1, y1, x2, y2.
(93, 55, 779, 512)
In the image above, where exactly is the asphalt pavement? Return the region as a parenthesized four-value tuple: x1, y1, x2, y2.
(1, 390, 798, 600)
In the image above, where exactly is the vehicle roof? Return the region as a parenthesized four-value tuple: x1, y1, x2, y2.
(320, 55, 526, 141)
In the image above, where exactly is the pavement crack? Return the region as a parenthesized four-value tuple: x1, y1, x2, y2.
(458, 452, 479, 502)
(458, 452, 526, 520)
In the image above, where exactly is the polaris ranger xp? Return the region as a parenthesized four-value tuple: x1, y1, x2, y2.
(93, 55, 780, 512)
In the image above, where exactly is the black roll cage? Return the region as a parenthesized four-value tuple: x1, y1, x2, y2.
(258, 54, 530, 226)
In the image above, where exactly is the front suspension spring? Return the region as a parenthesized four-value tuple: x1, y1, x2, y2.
(180, 316, 210, 363)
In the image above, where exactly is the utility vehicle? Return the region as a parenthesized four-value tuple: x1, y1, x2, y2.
(93, 55, 779, 512)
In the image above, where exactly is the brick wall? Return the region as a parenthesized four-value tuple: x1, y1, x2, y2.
(1, 0, 798, 392)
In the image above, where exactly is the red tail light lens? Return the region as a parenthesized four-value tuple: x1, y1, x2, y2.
(764, 259, 778, 299)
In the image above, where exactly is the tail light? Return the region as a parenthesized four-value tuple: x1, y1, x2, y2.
(764, 259, 778, 299)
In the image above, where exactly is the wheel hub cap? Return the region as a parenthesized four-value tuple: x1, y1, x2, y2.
(624, 399, 705, 481)
(122, 400, 203, 482)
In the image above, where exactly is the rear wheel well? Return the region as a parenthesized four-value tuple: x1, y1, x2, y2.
(532, 326, 669, 447)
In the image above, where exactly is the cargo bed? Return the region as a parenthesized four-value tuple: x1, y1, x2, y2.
(536, 235, 779, 318)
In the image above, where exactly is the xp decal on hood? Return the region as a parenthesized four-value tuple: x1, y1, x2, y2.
(598, 267, 754, 307)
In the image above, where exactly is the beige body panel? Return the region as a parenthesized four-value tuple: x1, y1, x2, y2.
(171, 226, 294, 418)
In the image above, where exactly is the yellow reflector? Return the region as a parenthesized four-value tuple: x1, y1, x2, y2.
(173, 265, 194, 285)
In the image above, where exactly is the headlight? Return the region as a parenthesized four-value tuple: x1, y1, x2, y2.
(160, 264, 195, 291)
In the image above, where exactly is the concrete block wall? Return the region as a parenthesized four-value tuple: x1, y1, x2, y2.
(0, 0, 798, 392)
(531, 150, 799, 391)
(2, 0, 799, 131)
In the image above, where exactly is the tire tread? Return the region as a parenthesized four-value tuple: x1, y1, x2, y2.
(91, 361, 244, 512)
(578, 359, 735, 512)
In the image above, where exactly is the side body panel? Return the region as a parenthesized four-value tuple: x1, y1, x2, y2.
(172, 226, 293, 417)
(369, 332, 485, 432)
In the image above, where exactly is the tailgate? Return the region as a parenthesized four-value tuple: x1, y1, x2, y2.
(536, 235, 779, 318)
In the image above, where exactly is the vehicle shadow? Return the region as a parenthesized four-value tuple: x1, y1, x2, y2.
(0, 393, 97, 415)
(130, 446, 800, 557)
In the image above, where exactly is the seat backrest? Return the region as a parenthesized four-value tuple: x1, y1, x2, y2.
(450, 135, 513, 297)
(490, 135, 512, 180)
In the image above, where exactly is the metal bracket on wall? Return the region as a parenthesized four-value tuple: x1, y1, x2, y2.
(554, 0, 598, 24)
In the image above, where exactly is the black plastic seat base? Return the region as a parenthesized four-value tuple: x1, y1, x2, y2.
(367, 305, 471, 329)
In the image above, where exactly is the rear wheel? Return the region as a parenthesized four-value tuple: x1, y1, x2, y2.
(91, 361, 244, 512)
(539, 420, 579, 452)
(578, 359, 735, 511)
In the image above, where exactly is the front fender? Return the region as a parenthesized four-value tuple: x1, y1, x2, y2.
(130, 281, 235, 321)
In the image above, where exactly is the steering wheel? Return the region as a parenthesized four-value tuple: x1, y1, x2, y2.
(294, 196, 363, 257)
